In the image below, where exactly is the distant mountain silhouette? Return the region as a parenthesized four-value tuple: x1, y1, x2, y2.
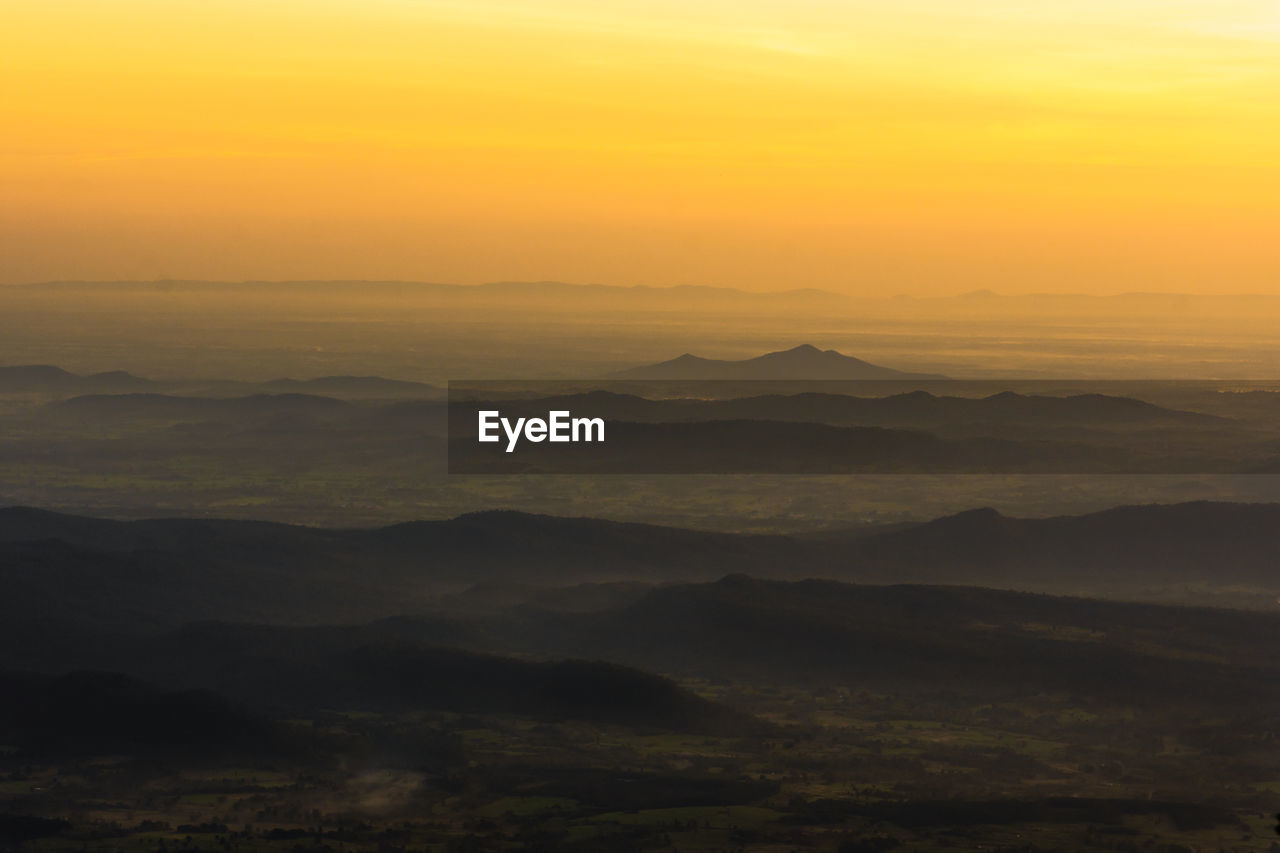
(0, 364, 442, 400)
(259, 375, 438, 397)
(27, 279, 838, 301)
(606, 345, 947, 380)
(44, 392, 354, 422)
(827, 501, 1280, 590)
(0, 365, 153, 393)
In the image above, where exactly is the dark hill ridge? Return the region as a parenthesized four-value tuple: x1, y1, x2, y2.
(606, 344, 947, 380)
(0, 508, 809, 633)
(835, 500, 1280, 589)
(0, 364, 440, 399)
(36, 575, 1280, 712)
(0, 365, 154, 393)
(5, 502, 1280, 633)
(259, 375, 437, 397)
(0, 642, 758, 748)
(0, 506, 798, 572)
(421, 574, 1280, 702)
(0, 670, 294, 756)
(101, 625, 760, 734)
(0, 505, 313, 551)
(44, 392, 355, 421)
(11, 502, 1280, 711)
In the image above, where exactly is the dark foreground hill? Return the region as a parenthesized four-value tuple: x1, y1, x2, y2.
(5, 502, 1280, 636)
(76, 629, 760, 735)
(0, 670, 296, 757)
(0, 507, 806, 633)
(22, 575, 1280, 715)
(826, 501, 1280, 592)
(437, 574, 1280, 703)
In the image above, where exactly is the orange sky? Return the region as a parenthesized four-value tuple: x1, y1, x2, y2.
(2, 0, 1279, 294)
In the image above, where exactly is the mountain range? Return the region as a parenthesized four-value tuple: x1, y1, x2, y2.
(0, 365, 155, 394)
(0, 364, 440, 399)
(606, 344, 947, 380)
(6, 502, 1280, 645)
(9, 500, 1280, 778)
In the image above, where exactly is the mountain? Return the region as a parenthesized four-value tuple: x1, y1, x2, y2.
(42, 392, 355, 424)
(92, 626, 761, 734)
(380, 574, 1280, 704)
(258, 375, 438, 397)
(6, 502, 1280, 642)
(606, 344, 947, 380)
(30, 574, 1280, 712)
(827, 502, 1280, 591)
(0, 364, 442, 401)
(11, 502, 1280, 714)
(0, 365, 154, 394)
(0, 670, 296, 757)
(0, 508, 808, 639)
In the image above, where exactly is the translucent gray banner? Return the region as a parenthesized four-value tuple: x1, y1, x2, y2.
(447, 380, 1280, 474)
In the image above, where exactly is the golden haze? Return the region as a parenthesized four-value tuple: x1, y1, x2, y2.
(3, 0, 1279, 293)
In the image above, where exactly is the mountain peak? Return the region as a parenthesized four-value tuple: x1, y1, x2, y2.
(607, 345, 947, 380)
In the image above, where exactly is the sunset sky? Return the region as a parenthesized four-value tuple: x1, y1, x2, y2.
(3, 0, 1278, 294)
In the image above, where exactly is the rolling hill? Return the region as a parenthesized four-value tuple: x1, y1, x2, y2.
(0, 365, 154, 394)
(5, 502, 1280, 644)
(437, 574, 1280, 702)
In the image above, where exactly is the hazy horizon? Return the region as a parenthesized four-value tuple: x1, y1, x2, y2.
(12, 278, 1280, 299)
(6, 1, 1280, 294)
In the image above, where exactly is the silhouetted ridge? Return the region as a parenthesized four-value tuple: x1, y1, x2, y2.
(44, 393, 354, 426)
(7, 502, 1280, 637)
(0, 670, 293, 756)
(606, 344, 947, 379)
(104, 626, 762, 734)
(0, 365, 153, 393)
(503, 574, 1280, 701)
